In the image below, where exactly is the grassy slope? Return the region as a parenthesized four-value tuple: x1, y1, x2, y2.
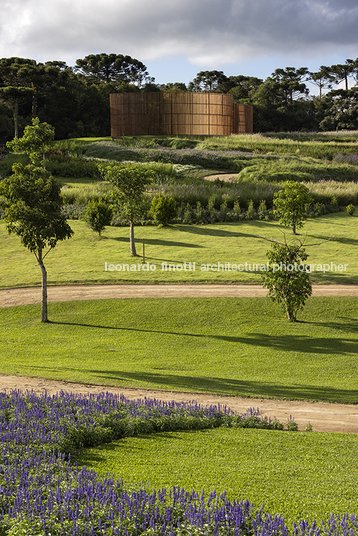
(1, 212, 357, 288)
(75, 427, 358, 527)
(1, 297, 357, 403)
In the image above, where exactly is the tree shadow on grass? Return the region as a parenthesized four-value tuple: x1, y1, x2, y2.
(109, 236, 203, 248)
(310, 273, 358, 285)
(31, 366, 357, 403)
(175, 224, 264, 240)
(310, 234, 358, 246)
(50, 321, 358, 355)
(307, 318, 358, 335)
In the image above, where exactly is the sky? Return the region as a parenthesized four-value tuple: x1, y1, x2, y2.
(1, 0, 358, 93)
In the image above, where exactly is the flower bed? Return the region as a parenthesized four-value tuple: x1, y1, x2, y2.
(0, 390, 356, 535)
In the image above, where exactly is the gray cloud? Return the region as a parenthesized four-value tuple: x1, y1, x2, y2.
(1, 0, 357, 67)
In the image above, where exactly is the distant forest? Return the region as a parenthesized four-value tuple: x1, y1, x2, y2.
(1, 53, 358, 142)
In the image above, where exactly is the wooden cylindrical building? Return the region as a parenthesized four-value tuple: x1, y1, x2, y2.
(110, 92, 253, 137)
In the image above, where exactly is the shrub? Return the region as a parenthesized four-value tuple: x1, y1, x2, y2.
(246, 199, 256, 220)
(258, 199, 268, 220)
(83, 199, 113, 236)
(347, 204, 356, 216)
(149, 193, 177, 226)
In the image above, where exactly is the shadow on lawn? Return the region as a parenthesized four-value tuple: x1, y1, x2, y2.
(85, 370, 358, 404)
(310, 234, 358, 246)
(50, 321, 358, 355)
(310, 273, 358, 285)
(175, 224, 265, 240)
(26, 364, 358, 403)
(108, 236, 203, 248)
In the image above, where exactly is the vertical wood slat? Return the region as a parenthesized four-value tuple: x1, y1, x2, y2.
(110, 92, 253, 137)
(233, 103, 254, 134)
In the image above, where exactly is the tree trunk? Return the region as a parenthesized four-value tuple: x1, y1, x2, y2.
(286, 306, 296, 322)
(13, 98, 19, 139)
(37, 248, 48, 322)
(129, 220, 138, 256)
(32, 91, 37, 118)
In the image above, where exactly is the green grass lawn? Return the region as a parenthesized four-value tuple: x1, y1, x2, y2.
(1, 297, 357, 403)
(1, 212, 357, 288)
(75, 427, 358, 528)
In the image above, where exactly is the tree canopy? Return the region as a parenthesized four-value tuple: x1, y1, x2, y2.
(74, 53, 152, 88)
(273, 181, 313, 235)
(262, 239, 312, 322)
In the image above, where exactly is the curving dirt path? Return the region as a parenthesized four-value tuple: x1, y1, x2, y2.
(1, 283, 358, 307)
(0, 283, 357, 434)
(204, 173, 239, 182)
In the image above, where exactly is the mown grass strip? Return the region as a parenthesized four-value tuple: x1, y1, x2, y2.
(75, 426, 358, 528)
(0, 297, 357, 403)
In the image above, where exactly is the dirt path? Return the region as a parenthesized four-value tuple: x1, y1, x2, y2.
(1, 283, 358, 307)
(0, 283, 357, 434)
(204, 173, 239, 182)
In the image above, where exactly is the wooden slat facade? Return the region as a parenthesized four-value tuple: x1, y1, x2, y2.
(233, 103, 254, 134)
(110, 92, 253, 137)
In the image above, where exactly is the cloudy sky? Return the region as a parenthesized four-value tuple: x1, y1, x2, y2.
(1, 0, 358, 89)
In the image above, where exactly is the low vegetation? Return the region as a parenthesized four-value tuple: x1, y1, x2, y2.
(2, 132, 358, 226)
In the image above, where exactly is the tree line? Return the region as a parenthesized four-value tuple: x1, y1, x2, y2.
(1, 54, 358, 142)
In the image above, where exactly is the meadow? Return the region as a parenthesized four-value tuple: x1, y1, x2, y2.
(0, 213, 357, 288)
(0, 131, 358, 534)
(0, 297, 357, 403)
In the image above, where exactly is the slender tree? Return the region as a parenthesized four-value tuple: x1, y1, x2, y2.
(271, 67, 309, 104)
(1, 119, 73, 321)
(308, 66, 335, 100)
(0, 57, 38, 137)
(101, 164, 154, 256)
(262, 238, 312, 322)
(330, 60, 355, 91)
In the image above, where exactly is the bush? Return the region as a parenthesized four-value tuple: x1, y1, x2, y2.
(83, 199, 113, 235)
(347, 204, 356, 216)
(149, 193, 177, 226)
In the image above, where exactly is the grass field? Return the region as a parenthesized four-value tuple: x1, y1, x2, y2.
(1, 297, 357, 403)
(75, 427, 358, 528)
(1, 212, 357, 288)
